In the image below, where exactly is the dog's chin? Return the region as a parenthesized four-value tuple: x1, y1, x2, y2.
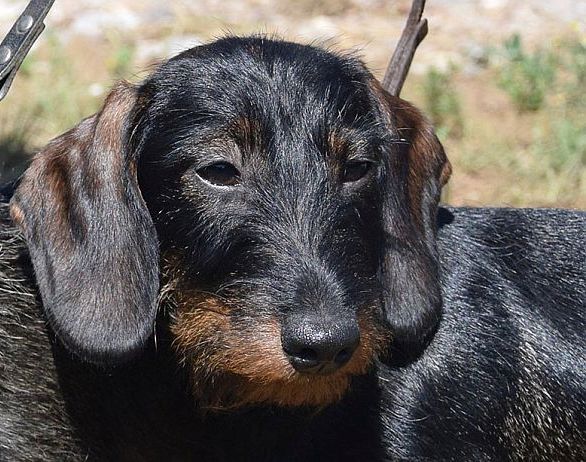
(186, 367, 359, 411)
(171, 309, 387, 411)
(168, 289, 389, 410)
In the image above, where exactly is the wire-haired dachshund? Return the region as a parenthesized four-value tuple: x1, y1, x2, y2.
(0, 36, 584, 461)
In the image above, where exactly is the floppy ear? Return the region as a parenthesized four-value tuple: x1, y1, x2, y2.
(9, 82, 159, 365)
(374, 85, 451, 364)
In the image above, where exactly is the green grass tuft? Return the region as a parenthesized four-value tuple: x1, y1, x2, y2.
(497, 34, 557, 112)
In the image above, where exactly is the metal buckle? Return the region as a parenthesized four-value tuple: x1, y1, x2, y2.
(0, 0, 55, 101)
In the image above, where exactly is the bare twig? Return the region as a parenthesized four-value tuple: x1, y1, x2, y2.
(382, 0, 428, 96)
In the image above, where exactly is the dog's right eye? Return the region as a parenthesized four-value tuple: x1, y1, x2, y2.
(342, 161, 373, 183)
(196, 162, 241, 186)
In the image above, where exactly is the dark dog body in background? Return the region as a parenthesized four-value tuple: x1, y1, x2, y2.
(0, 37, 584, 461)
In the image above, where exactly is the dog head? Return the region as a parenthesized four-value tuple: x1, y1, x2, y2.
(10, 37, 450, 408)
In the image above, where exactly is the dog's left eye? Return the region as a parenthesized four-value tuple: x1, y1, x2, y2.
(197, 162, 241, 186)
(342, 161, 372, 183)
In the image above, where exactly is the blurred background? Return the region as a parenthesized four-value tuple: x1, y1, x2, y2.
(1, 0, 584, 207)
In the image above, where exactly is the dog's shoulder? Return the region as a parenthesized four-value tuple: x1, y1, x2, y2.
(438, 205, 585, 248)
(378, 207, 585, 460)
(436, 205, 584, 346)
(437, 206, 585, 304)
(0, 199, 32, 307)
(0, 201, 84, 461)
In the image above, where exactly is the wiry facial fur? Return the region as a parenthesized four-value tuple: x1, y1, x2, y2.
(169, 287, 389, 409)
(132, 38, 449, 407)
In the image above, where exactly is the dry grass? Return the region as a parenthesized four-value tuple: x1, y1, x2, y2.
(404, 35, 585, 209)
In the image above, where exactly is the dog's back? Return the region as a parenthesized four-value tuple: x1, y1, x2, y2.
(379, 207, 585, 461)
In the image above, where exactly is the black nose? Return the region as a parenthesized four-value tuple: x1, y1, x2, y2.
(281, 319, 360, 375)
